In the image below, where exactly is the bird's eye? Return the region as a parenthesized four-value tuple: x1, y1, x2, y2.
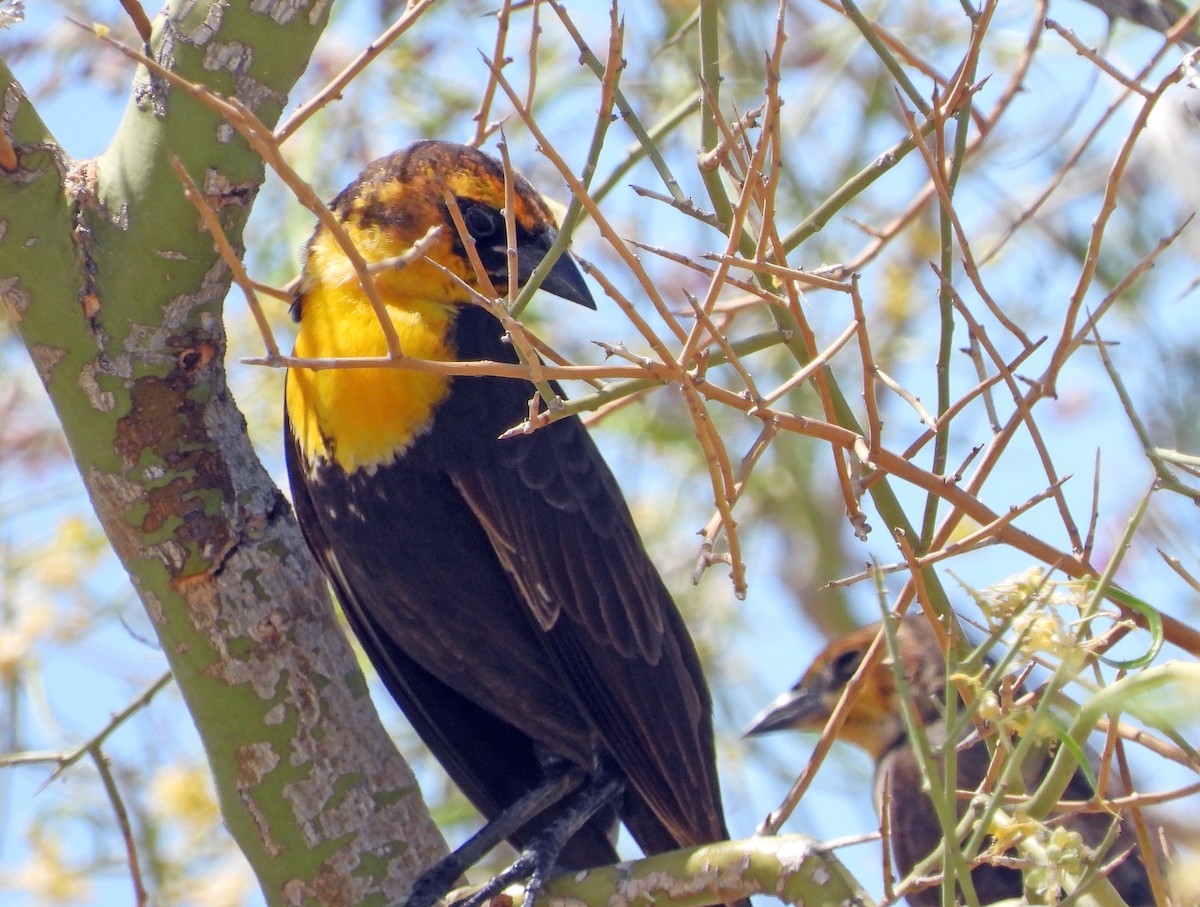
(830, 648, 865, 685)
(462, 203, 501, 240)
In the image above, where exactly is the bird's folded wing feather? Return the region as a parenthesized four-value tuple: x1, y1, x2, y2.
(450, 417, 729, 846)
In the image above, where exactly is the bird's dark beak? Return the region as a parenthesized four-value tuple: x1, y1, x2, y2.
(516, 228, 596, 309)
(742, 684, 825, 737)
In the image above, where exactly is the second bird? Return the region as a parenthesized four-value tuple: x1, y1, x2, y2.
(284, 141, 733, 899)
(745, 616, 1154, 906)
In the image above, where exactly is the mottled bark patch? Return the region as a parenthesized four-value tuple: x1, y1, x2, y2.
(238, 741, 283, 857)
(0, 274, 27, 322)
(26, 343, 63, 385)
(114, 339, 235, 568)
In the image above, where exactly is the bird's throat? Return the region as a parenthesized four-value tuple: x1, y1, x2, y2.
(286, 283, 457, 473)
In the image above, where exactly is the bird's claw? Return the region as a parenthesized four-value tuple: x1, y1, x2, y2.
(405, 854, 466, 907)
(451, 845, 554, 907)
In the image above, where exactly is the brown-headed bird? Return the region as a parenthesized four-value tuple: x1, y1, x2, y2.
(284, 141, 735, 906)
(744, 617, 1155, 906)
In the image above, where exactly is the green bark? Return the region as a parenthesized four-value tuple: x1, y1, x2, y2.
(0, 3, 448, 905)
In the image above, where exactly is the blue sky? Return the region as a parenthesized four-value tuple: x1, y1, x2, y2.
(4, 0, 1200, 904)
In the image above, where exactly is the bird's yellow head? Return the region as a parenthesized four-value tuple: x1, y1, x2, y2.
(292, 140, 594, 317)
(286, 142, 594, 473)
(744, 617, 948, 760)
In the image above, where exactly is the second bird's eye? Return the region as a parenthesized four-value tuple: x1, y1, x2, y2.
(830, 648, 865, 685)
(462, 202, 501, 240)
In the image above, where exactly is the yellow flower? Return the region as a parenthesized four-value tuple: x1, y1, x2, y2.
(0, 831, 90, 904)
(151, 764, 221, 845)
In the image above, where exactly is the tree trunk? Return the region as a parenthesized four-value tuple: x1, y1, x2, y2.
(0, 3, 448, 904)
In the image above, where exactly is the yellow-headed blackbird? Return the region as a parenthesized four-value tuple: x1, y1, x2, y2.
(745, 617, 1154, 906)
(284, 141, 733, 898)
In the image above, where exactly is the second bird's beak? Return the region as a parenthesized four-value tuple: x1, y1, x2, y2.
(742, 684, 825, 737)
(516, 228, 596, 310)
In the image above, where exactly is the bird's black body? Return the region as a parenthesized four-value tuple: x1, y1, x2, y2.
(284, 143, 732, 884)
(286, 307, 724, 867)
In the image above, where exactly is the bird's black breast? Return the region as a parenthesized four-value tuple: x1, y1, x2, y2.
(400, 304, 557, 468)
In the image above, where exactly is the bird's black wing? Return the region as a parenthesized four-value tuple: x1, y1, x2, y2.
(1042, 746, 1154, 904)
(882, 737, 1024, 906)
(449, 412, 730, 852)
(885, 729, 1154, 906)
